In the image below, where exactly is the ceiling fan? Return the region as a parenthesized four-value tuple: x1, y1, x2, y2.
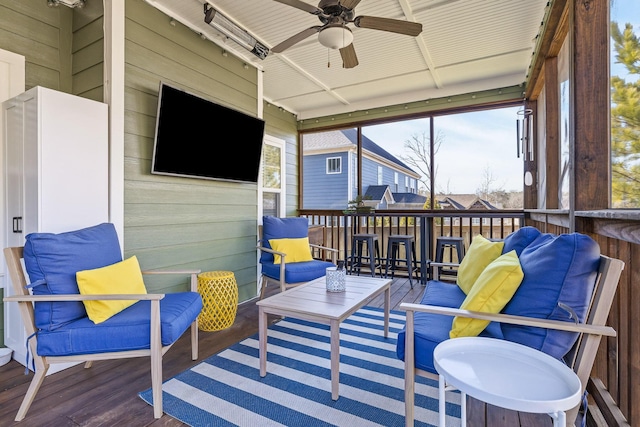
(271, 0, 422, 68)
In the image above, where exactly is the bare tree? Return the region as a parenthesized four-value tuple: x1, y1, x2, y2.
(477, 166, 498, 199)
(399, 131, 444, 193)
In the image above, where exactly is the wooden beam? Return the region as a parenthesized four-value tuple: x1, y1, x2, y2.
(573, 0, 610, 210)
(526, 0, 569, 100)
(545, 56, 560, 209)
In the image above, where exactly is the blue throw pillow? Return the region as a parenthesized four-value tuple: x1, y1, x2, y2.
(260, 216, 309, 263)
(502, 226, 542, 256)
(501, 232, 600, 359)
(24, 223, 123, 331)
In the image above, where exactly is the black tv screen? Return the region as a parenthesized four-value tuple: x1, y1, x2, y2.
(151, 82, 265, 183)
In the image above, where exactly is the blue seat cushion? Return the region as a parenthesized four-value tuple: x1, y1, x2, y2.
(502, 226, 542, 256)
(502, 232, 600, 359)
(260, 216, 309, 263)
(23, 223, 123, 331)
(37, 292, 202, 356)
(396, 280, 504, 374)
(261, 259, 335, 284)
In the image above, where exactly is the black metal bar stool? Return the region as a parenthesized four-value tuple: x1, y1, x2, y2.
(385, 234, 417, 288)
(435, 236, 465, 279)
(350, 233, 381, 277)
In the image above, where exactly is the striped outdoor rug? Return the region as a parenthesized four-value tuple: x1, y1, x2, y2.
(139, 306, 461, 426)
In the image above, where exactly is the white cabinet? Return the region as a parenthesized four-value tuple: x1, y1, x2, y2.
(2, 86, 109, 369)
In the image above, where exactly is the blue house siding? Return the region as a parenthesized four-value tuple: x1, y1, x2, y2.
(302, 129, 420, 209)
(303, 153, 350, 209)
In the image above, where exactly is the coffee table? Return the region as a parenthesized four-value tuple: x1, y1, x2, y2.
(257, 274, 391, 400)
(434, 337, 582, 427)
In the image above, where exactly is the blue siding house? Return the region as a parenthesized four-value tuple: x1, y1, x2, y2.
(303, 129, 423, 209)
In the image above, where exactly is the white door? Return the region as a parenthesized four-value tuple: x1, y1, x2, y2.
(0, 48, 25, 362)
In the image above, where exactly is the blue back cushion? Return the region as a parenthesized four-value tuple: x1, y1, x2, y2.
(260, 216, 309, 263)
(24, 223, 123, 331)
(502, 226, 542, 256)
(501, 232, 600, 359)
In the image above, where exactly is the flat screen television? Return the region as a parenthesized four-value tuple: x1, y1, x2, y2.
(151, 82, 266, 183)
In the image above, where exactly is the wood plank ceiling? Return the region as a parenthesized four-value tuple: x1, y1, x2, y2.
(144, 0, 549, 120)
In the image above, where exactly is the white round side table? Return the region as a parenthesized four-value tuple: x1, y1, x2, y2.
(434, 337, 582, 427)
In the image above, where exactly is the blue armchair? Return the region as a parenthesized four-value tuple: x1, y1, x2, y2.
(3, 223, 203, 421)
(258, 216, 337, 298)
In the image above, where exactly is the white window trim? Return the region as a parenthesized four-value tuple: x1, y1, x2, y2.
(326, 156, 342, 174)
(258, 134, 286, 220)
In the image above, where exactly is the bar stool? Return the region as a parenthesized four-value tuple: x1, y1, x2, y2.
(350, 233, 381, 277)
(385, 234, 417, 288)
(435, 236, 465, 279)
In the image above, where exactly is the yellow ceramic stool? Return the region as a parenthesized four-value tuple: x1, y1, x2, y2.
(197, 271, 238, 331)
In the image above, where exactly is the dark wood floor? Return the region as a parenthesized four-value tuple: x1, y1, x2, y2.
(0, 276, 554, 426)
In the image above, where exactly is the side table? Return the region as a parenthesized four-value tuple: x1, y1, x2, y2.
(434, 337, 582, 427)
(197, 271, 238, 331)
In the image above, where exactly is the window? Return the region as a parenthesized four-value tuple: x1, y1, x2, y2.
(377, 166, 383, 185)
(259, 135, 285, 218)
(327, 157, 341, 174)
(394, 172, 399, 192)
(610, 0, 640, 207)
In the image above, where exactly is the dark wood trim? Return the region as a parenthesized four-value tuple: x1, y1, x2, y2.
(526, 0, 570, 100)
(573, 0, 610, 210)
(545, 56, 560, 209)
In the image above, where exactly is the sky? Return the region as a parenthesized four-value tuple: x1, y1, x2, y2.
(363, 106, 523, 194)
(361, 0, 639, 195)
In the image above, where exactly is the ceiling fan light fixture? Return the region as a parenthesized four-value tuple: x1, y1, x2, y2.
(318, 25, 353, 50)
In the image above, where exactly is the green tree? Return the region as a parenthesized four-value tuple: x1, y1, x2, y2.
(611, 22, 640, 207)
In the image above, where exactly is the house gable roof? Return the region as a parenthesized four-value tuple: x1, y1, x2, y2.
(437, 194, 497, 210)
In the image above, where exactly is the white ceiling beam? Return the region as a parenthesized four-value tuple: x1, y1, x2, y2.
(397, 0, 443, 89)
(271, 53, 351, 106)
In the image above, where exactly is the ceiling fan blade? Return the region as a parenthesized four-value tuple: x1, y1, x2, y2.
(272, 26, 323, 53)
(339, 0, 362, 10)
(340, 43, 359, 68)
(272, 0, 323, 15)
(354, 16, 422, 37)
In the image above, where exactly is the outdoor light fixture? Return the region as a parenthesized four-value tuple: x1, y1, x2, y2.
(47, 0, 86, 8)
(318, 25, 353, 50)
(204, 4, 269, 60)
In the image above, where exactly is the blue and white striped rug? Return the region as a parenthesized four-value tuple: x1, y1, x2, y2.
(139, 306, 461, 426)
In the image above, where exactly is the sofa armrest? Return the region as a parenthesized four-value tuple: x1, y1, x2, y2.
(399, 302, 616, 336)
(4, 293, 164, 302)
(256, 244, 286, 257)
(309, 243, 338, 263)
(428, 261, 460, 281)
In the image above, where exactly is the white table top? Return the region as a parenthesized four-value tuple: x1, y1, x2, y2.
(256, 274, 391, 321)
(434, 337, 582, 414)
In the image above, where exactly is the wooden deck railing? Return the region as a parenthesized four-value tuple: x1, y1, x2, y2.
(299, 209, 524, 283)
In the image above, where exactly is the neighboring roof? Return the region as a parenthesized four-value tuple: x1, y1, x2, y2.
(303, 129, 418, 177)
(302, 130, 353, 150)
(340, 129, 416, 174)
(393, 193, 427, 204)
(437, 194, 497, 210)
(364, 185, 392, 201)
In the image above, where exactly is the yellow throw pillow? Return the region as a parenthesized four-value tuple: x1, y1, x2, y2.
(450, 250, 524, 338)
(456, 235, 504, 294)
(76, 255, 147, 324)
(269, 237, 314, 264)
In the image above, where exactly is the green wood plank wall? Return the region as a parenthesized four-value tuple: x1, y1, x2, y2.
(123, 0, 284, 302)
